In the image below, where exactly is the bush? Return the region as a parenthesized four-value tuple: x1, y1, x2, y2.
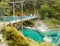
(3, 25, 28, 46)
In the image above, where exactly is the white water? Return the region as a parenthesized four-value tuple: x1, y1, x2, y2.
(0, 42, 8, 46)
(26, 20, 49, 32)
(44, 36, 52, 43)
(35, 20, 49, 32)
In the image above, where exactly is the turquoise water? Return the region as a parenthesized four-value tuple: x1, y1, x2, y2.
(22, 28, 44, 42)
(21, 28, 60, 46)
(45, 30, 60, 46)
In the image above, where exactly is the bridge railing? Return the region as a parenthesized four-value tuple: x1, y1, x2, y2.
(0, 15, 38, 21)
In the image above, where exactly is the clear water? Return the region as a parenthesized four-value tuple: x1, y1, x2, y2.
(22, 28, 44, 42)
(21, 28, 60, 46)
(44, 30, 60, 46)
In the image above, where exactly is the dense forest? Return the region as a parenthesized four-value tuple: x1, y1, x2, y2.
(0, 0, 60, 46)
(0, 0, 60, 28)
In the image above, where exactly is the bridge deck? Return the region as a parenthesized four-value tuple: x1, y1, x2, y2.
(0, 15, 38, 25)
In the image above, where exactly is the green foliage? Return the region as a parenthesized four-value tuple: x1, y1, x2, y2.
(3, 25, 28, 46)
(0, 0, 60, 28)
(39, 0, 60, 28)
(24, 20, 34, 27)
(44, 18, 60, 28)
(0, 0, 60, 20)
(39, 3, 49, 19)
